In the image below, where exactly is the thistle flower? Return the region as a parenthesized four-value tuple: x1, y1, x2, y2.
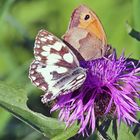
(51, 51, 140, 136)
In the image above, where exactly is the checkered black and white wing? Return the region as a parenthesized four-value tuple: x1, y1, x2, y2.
(29, 30, 86, 103)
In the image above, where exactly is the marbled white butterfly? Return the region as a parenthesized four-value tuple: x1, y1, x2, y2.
(29, 30, 86, 103)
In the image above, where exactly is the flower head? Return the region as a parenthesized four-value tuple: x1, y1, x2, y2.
(51, 51, 140, 136)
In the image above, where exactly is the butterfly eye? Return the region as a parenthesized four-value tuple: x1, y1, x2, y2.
(84, 14, 90, 20)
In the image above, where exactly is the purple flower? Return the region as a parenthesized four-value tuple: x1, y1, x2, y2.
(51, 51, 140, 136)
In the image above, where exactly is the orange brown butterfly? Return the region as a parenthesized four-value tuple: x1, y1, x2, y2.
(63, 5, 111, 61)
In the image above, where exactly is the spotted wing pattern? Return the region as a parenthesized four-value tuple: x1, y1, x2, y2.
(29, 30, 86, 103)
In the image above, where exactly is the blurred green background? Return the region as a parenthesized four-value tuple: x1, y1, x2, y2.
(0, 0, 140, 139)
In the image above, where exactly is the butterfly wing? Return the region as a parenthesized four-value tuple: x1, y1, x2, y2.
(63, 5, 110, 60)
(29, 30, 86, 102)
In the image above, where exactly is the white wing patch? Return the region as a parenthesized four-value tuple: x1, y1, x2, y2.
(63, 52, 74, 63)
(36, 56, 42, 61)
(46, 35, 54, 40)
(40, 37, 47, 42)
(35, 44, 40, 48)
(41, 51, 50, 56)
(36, 66, 53, 81)
(47, 54, 62, 62)
(50, 42, 65, 51)
(42, 46, 51, 52)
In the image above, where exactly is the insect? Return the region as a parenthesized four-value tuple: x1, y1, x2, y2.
(63, 5, 110, 60)
(29, 30, 86, 103)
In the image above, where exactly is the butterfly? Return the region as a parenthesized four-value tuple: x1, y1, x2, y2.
(29, 30, 86, 103)
(63, 5, 110, 60)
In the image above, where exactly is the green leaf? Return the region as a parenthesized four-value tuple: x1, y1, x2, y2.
(107, 120, 136, 140)
(0, 108, 11, 135)
(126, 22, 140, 41)
(0, 82, 79, 140)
